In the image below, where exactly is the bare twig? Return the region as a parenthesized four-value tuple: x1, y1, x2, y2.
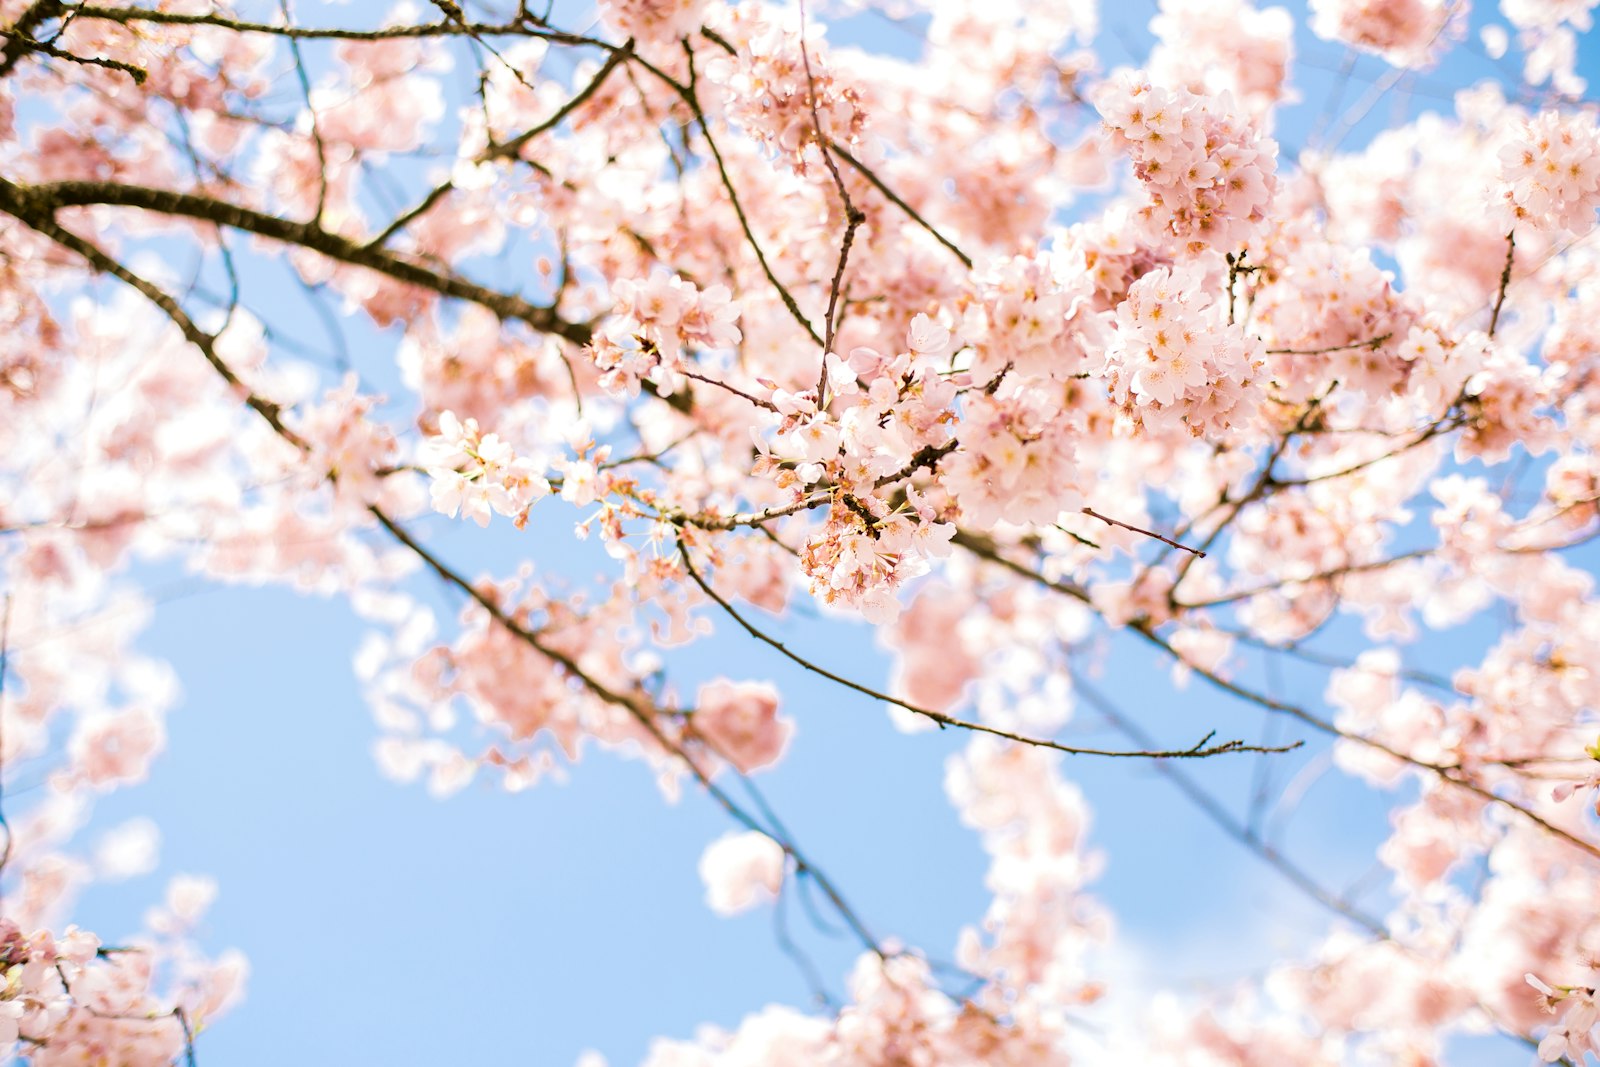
(1073, 670, 1388, 939)
(1081, 506, 1205, 558)
(680, 544, 1297, 760)
(279, 0, 328, 225)
(1265, 332, 1392, 356)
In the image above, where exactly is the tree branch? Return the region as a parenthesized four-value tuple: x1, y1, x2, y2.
(680, 543, 1298, 761)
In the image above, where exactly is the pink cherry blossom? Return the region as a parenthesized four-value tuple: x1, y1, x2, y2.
(5, 0, 1600, 1062)
(691, 680, 793, 774)
(698, 831, 785, 915)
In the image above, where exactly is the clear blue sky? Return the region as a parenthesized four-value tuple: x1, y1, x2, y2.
(42, 2, 1600, 1064)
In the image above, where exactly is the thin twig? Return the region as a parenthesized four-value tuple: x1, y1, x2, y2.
(279, 0, 328, 226)
(1073, 670, 1388, 939)
(796, 0, 864, 401)
(1265, 332, 1392, 356)
(1080, 507, 1205, 557)
(1489, 230, 1515, 337)
(480, 38, 634, 162)
(830, 144, 972, 269)
(680, 544, 1296, 760)
(680, 43, 823, 347)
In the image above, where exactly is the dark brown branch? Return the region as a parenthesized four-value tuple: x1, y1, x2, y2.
(667, 494, 831, 531)
(0, 0, 64, 79)
(64, 4, 606, 45)
(11, 203, 894, 971)
(680, 369, 779, 411)
(365, 179, 456, 250)
(0, 194, 313, 449)
(0, 176, 593, 346)
(0, 23, 146, 81)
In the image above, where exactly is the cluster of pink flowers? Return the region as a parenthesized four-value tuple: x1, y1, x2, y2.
(420, 410, 550, 528)
(944, 387, 1088, 526)
(1096, 72, 1278, 255)
(314, 26, 449, 156)
(597, 0, 707, 52)
(742, 320, 965, 622)
(1103, 262, 1266, 437)
(67, 707, 166, 790)
(705, 5, 867, 166)
(961, 249, 1107, 382)
(293, 375, 403, 507)
(590, 271, 742, 396)
(881, 582, 982, 714)
(690, 679, 792, 773)
(1500, 0, 1595, 94)
(1308, 0, 1455, 67)
(1248, 233, 1417, 405)
(1528, 971, 1600, 1062)
(0, 910, 240, 1064)
(697, 830, 785, 915)
(1147, 0, 1296, 119)
(1496, 108, 1600, 234)
(798, 503, 957, 624)
(946, 738, 1106, 1014)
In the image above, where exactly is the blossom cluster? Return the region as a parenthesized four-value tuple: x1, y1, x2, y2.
(1496, 107, 1600, 234)
(751, 319, 963, 621)
(697, 831, 785, 916)
(1147, 0, 1295, 119)
(589, 271, 742, 396)
(0, 909, 240, 1065)
(1096, 71, 1278, 255)
(705, 5, 867, 166)
(420, 410, 550, 527)
(597, 0, 707, 52)
(1527, 971, 1600, 1062)
(1308, 0, 1456, 67)
(691, 678, 792, 774)
(293, 374, 402, 508)
(1102, 262, 1266, 438)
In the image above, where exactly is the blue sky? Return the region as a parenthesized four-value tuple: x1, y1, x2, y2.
(28, 1, 1600, 1064)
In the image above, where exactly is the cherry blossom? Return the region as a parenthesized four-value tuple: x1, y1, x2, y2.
(698, 831, 785, 915)
(3, 0, 1600, 1061)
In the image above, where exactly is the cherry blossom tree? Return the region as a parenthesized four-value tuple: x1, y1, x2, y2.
(1, 0, 1599, 1062)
